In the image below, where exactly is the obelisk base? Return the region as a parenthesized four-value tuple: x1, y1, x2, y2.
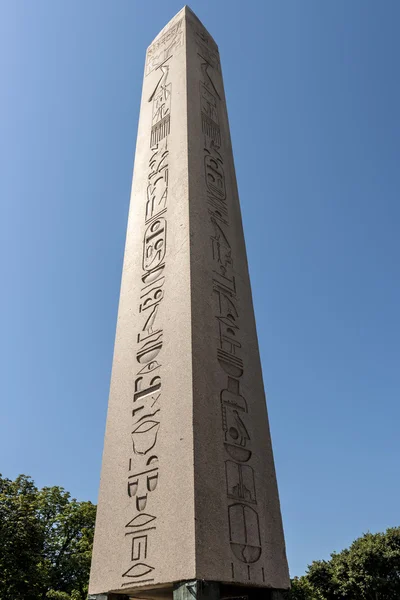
(88, 595, 129, 600)
(88, 582, 285, 600)
(174, 581, 285, 600)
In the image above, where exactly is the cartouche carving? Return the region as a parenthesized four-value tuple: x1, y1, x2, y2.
(197, 46, 263, 578)
(142, 218, 167, 272)
(122, 52, 175, 584)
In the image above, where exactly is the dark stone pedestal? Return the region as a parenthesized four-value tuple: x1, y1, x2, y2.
(174, 581, 220, 600)
(88, 595, 129, 600)
(173, 581, 285, 600)
(88, 582, 286, 600)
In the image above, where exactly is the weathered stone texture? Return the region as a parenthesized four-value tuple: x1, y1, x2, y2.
(89, 7, 289, 596)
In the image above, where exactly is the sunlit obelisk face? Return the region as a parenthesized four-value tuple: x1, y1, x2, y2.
(89, 7, 289, 596)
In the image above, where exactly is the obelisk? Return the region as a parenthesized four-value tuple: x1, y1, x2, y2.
(89, 7, 290, 599)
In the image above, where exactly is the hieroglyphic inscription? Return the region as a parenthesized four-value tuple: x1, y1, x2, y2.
(122, 513, 157, 583)
(197, 39, 220, 73)
(188, 11, 221, 72)
(122, 54, 173, 587)
(197, 31, 263, 578)
(146, 18, 183, 75)
(226, 461, 256, 504)
(201, 82, 221, 148)
(149, 60, 171, 146)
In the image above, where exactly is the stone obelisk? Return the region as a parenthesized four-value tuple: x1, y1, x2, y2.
(89, 6, 289, 599)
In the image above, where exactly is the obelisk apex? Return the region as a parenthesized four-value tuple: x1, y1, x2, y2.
(89, 7, 289, 598)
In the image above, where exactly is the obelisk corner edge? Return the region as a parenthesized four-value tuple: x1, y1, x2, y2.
(144, 5, 219, 66)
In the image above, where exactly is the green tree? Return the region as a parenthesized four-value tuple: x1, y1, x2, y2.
(286, 576, 324, 600)
(0, 475, 44, 600)
(0, 474, 96, 600)
(286, 527, 400, 600)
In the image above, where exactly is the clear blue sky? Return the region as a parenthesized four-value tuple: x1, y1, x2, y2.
(1, 0, 399, 578)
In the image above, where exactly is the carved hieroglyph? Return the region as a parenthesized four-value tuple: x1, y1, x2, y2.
(89, 7, 289, 596)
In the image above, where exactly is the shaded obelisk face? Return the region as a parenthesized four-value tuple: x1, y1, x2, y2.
(89, 7, 289, 596)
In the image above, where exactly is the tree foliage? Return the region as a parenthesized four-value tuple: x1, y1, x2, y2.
(1, 473, 399, 600)
(0, 474, 96, 600)
(286, 527, 400, 600)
